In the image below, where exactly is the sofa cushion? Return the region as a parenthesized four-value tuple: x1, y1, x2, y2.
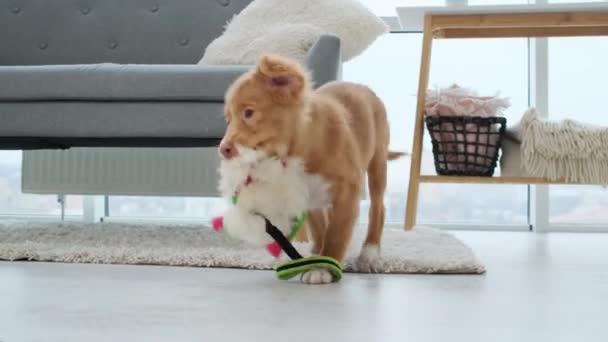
(0, 64, 250, 101)
(0, 101, 226, 140)
(0, 0, 254, 65)
(200, 0, 387, 65)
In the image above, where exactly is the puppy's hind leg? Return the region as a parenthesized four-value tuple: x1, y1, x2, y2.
(306, 209, 328, 255)
(357, 151, 387, 273)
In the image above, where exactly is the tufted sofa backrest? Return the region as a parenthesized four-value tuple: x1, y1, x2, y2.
(0, 0, 252, 65)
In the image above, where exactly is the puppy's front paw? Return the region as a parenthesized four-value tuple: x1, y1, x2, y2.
(356, 244, 382, 273)
(300, 268, 333, 285)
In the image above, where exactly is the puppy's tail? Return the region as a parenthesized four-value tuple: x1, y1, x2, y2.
(388, 151, 408, 161)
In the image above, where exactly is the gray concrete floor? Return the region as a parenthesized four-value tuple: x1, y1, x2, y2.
(1, 231, 608, 342)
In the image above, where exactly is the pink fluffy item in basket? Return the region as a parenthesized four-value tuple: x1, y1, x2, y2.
(425, 84, 510, 171)
(425, 84, 510, 117)
(212, 149, 330, 258)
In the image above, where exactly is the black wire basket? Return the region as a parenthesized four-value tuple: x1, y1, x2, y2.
(425, 116, 507, 177)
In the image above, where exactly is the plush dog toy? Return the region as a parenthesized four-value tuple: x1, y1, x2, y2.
(211, 149, 342, 281)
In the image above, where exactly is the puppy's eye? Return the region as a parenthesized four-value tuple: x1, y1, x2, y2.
(243, 109, 255, 120)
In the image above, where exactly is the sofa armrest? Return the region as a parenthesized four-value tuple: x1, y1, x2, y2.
(305, 34, 341, 88)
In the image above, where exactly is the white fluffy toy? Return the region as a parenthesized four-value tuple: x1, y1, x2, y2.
(211, 148, 330, 258)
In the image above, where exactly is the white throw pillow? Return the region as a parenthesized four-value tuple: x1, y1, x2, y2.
(199, 0, 387, 65)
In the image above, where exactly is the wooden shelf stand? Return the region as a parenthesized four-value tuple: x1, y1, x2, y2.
(405, 8, 608, 230)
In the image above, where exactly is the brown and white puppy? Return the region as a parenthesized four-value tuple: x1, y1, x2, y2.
(220, 54, 402, 284)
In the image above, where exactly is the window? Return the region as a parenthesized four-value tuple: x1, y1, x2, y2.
(548, 37, 608, 224)
(108, 196, 225, 220)
(0, 151, 83, 218)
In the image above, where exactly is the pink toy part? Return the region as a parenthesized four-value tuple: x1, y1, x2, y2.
(245, 175, 253, 186)
(211, 216, 224, 232)
(266, 242, 282, 258)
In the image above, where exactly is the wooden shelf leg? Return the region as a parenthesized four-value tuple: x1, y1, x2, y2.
(405, 16, 434, 230)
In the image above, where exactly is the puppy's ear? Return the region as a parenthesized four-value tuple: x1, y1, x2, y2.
(255, 54, 311, 104)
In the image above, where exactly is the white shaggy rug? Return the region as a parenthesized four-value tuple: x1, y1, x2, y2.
(0, 222, 485, 274)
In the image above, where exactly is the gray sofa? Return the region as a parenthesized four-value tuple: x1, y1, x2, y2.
(0, 0, 341, 150)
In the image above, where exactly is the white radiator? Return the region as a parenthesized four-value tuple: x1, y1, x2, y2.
(22, 148, 221, 196)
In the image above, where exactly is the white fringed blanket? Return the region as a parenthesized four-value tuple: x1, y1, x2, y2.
(518, 108, 608, 184)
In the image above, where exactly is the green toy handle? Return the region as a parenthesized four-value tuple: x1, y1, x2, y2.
(275, 256, 343, 282)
